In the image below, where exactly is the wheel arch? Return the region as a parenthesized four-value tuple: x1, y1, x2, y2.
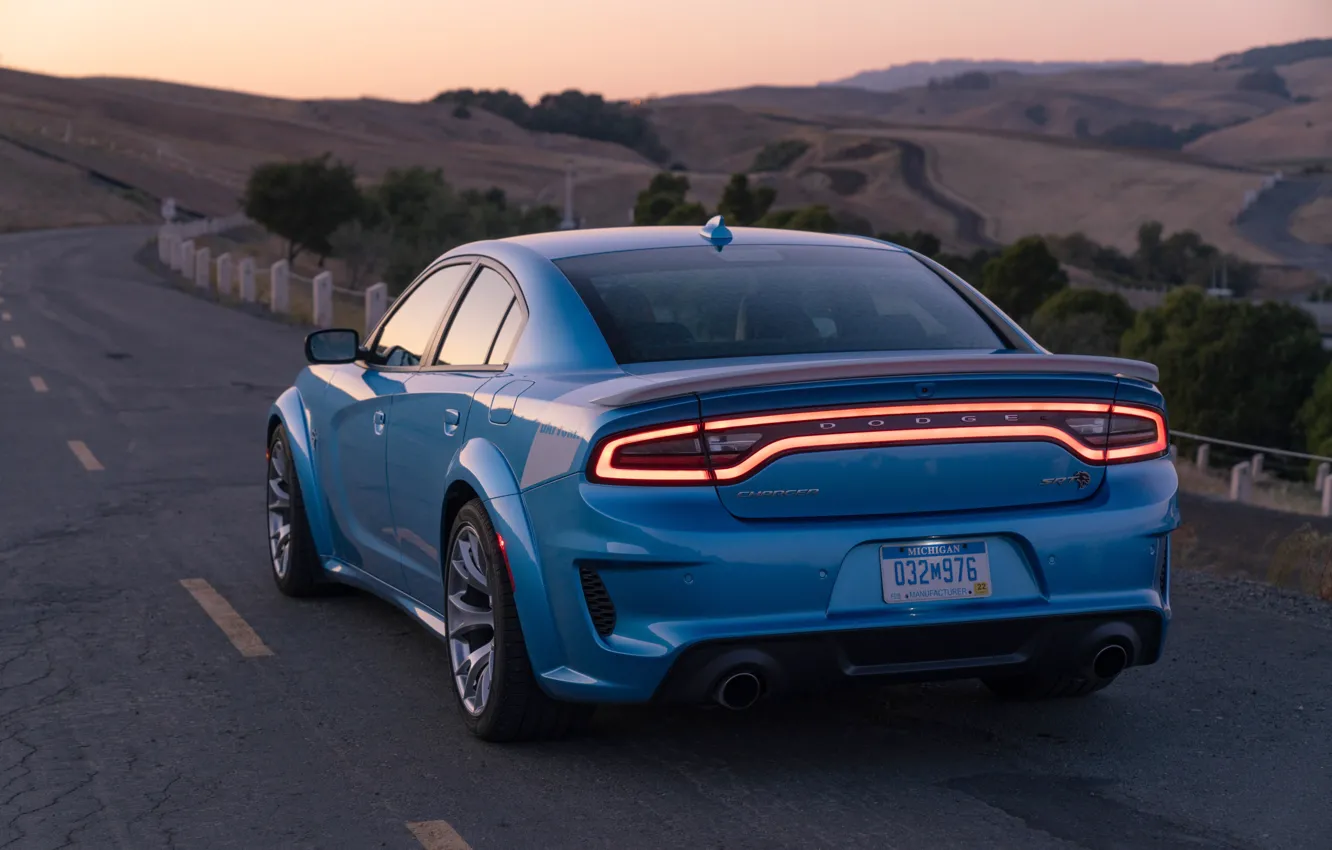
(269, 387, 335, 557)
(439, 438, 566, 681)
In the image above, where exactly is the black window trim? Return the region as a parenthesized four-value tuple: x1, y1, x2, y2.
(422, 257, 529, 373)
(361, 258, 479, 372)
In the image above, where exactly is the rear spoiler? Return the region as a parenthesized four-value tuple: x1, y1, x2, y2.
(590, 353, 1159, 407)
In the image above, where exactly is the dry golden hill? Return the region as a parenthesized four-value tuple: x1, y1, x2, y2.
(831, 127, 1280, 262)
(0, 68, 658, 230)
(659, 62, 1299, 146)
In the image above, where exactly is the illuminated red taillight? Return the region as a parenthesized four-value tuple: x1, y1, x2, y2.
(587, 401, 1167, 485)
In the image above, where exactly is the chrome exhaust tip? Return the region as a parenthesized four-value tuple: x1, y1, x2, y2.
(715, 671, 763, 710)
(1092, 643, 1129, 679)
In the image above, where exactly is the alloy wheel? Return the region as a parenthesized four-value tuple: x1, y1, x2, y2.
(267, 440, 292, 579)
(446, 524, 497, 716)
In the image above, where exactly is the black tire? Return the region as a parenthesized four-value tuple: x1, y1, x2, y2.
(982, 670, 1116, 700)
(266, 427, 322, 597)
(445, 499, 593, 742)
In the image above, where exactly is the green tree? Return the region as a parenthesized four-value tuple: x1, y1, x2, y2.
(879, 230, 941, 257)
(1299, 365, 1332, 457)
(979, 236, 1069, 321)
(1122, 287, 1326, 447)
(716, 174, 776, 225)
(1028, 288, 1136, 356)
(754, 205, 838, 232)
(242, 154, 363, 264)
(633, 172, 696, 225)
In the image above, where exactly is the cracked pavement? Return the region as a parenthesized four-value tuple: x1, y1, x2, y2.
(0, 226, 1329, 849)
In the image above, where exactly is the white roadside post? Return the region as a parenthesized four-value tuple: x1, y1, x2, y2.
(270, 260, 290, 314)
(216, 253, 233, 298)
(312, 271, 333, 328)
(194, 246, 211, 290)
(238, 258, 256, 303)
(1323, 476, 1332, 517)
(1250, 453, 1264, 481)
(157, 230, 171, 264)
(1316, 462, 1330, 492)
(364, 282, 389, 337)
(1195, 444, 1210, 471)
(179, 240, 195, 279)
(1229, 461, 1252, 503)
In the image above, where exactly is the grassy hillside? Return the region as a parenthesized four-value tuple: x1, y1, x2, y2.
(0, 68, 657, 230)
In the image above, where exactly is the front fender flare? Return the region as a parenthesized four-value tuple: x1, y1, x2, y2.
(270, 387, 335, 556)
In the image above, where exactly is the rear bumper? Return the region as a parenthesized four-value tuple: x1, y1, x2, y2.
(502, 457, 1178, 704)
(653, 611, 1163, 703)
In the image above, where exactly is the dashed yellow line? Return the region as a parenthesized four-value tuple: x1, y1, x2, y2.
(10, 335, 24, 349)
(67, 440, 104, 471)
(179, 579, 274, 658)
(406, 822, 473, 850)
(29, 376, 48, 393)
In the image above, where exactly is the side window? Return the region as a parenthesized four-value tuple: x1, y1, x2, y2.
(435, 268, 518, 366)
(372, 264, 470, 366)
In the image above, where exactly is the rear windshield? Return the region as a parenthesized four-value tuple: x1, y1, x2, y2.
(556, 245, 1008, 364)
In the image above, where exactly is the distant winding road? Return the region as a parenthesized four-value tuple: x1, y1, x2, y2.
(891, 138, 998, 248)
(1236, 175, 1332, 277)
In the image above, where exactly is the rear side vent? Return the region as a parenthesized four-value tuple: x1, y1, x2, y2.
(578, 567, 617, 638)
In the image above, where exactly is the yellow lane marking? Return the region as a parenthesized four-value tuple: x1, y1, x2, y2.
(179, 579, 274, 658)
(67, 440, 104, 471)
(30, 376, 48, 393)
(10, 335, 24, 349)
(406, 822, 473, 850)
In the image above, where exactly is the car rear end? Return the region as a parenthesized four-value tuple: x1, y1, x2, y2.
(514, 238, 1178, 705)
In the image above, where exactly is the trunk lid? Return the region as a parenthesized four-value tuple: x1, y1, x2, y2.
(699, 373, 1119, 520)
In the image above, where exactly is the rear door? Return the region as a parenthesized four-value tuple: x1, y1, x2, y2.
(386, 262, 527, 611)
(699, 372, 1118, 520)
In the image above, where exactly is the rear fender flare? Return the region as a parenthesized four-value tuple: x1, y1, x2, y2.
(269, 388, 335, 556)
(446, 440, 565, 678)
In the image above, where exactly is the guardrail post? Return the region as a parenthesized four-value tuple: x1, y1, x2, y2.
(163, 233, 179, 269)
(1229, 461, 1252, 503)
(194, 246, 211, 290)
(238, 258, 256, 303)
(1195, 444, 1210, 471)
(1318, 462, 1331, 492)
(216, 253, 233, 298)
(365, 282, 389, 336)
(1323, 476, 1332, 517)
(270, 260, 289, 314)
(1250, 453, 1264, 481)
(179, 240, 195, 279)
(312, 271, 333, 327)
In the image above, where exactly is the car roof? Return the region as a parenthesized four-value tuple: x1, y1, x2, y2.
(492, 225, 909, 261)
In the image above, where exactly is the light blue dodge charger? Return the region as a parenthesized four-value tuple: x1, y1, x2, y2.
(266, 219, 1179, 741)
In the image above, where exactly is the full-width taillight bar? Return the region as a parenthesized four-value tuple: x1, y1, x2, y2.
(587, 401, 1168, 485)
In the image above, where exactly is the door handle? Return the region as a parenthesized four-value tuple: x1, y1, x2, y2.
(444, 408, 460, 436)
(373, 410, 386, 435)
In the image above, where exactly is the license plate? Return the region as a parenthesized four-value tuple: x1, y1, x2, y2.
(880, 540, 992, 604)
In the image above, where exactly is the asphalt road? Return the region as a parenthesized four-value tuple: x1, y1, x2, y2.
(0, 226, 1329, 850)
(1236, 175, 1332, 278)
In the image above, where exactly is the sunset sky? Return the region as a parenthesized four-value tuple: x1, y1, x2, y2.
(3, 0, 1329, 101)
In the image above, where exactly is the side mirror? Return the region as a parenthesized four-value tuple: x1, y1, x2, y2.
(305, 328, 360, 364)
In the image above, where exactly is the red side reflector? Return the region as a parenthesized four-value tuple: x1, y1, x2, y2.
(496, 533, 514, 591)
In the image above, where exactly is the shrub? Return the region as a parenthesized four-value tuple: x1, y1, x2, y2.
(980, 236, 1069, 321)
(1121, 287, 1326, 447)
